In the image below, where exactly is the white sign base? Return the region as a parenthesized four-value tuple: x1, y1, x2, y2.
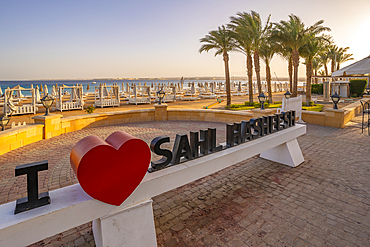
(260, 139, 304, 167)
(93, 199, 156, 247)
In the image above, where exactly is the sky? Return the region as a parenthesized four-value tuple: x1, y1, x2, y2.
(0, 0, 370, 80)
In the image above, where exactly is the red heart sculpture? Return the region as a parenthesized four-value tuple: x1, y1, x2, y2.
(70, 131, 151, 206)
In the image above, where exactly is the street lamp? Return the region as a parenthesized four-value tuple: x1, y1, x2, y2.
(156, 88, 165, 105)
(41, 94, 54, 116)
(284, 90, 291, 99)
(331, 92, 340, 110)
(366, 86, 370, 95)
(258, 92, 266, 110)
(0, 115, 10, 131)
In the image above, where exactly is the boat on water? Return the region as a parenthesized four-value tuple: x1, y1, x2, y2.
(92, 81, 96, 84)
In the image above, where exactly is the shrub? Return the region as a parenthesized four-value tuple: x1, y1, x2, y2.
(349, 79, 367, 96)
(84, 105, 96, 114)
(311, 84, 323, 95)
(253, 102, 269, 108)
(302, 101, 314, 107)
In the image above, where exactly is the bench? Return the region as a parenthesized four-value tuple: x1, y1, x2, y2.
(0, 124, 306, 247)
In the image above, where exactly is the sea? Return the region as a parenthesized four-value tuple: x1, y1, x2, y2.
(0, 79, 293, 97)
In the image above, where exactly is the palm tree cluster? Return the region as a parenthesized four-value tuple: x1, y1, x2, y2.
(199, 11, 353, 107)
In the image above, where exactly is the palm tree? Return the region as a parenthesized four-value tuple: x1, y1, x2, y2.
(319, 52, 330, 76)
(300, 36, 326, 106)
(272, 15, 330, 97)
(318, 70, 326, 76)
(312, 57, 323, 84)
(336, 52, 354, 70)
(232, 11, 271, 95)
(318, 35, 333, 76)
(229, 13, 254, 104)
(277, 46, 293, 92)
(328, 45, 351, 73)
(260, 39, 277, 104)
(199, 25, 237, 107)
(327, 45, 339, 74)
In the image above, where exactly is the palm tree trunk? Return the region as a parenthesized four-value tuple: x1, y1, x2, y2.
(324, 64, 328, 76)
(288, 56, 293, 92)
(314, 70, 318, 84)
(336, 63, 340, 70)
(292, 49, 299, 97)
(247, 55, 253, 105)
(266, 62, 273, 104)
(254, 51, 262, 94)
(331, 59, 335, 74)
(223, 52, 231, 107)
(306, 61, 312, 106)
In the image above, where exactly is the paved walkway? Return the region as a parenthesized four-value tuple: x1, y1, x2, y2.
(0, 118, 369, 246)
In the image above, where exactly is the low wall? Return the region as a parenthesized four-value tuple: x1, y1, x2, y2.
(302, 97, 370, 128)
(0, 124, 44, 155)
(59, 109, 155, 136)
(167, 109, 254, 123)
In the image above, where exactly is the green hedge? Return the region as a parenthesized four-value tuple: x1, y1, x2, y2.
(311, 84, 323, 95)
(350, 79, 367, 96)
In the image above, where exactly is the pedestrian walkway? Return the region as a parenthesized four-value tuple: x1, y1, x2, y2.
(0, 119, 369, 246)
(346, 111, 370, 136)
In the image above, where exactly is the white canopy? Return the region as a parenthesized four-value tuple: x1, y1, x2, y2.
(44, 85, 48, 95)
(35, 86, 41, 102)
(51, 86, 56, 97)
(190, 82, 195, 94)
(332, 55, 370, 76)
(70, 86, 77, 101)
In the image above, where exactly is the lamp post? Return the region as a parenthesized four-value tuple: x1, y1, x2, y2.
(331, 92, 340, 110)
(0, 115, 10, 131)
(156, 88, 165, 105)
(41, 94, 54, 116)
(366, 86, 370, 95)
(258, 92, 266, 110)
(284, 90, 291, 99)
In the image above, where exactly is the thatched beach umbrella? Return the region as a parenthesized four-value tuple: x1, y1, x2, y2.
(87, 84, 90, 91)
(40, 84, 43, 92)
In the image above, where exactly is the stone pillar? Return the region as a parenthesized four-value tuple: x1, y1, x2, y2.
(323, 81, 330, 102)
(154, 104, 168, 121)
(32, 114, 63, 139)
(251, 109, 276, 118)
